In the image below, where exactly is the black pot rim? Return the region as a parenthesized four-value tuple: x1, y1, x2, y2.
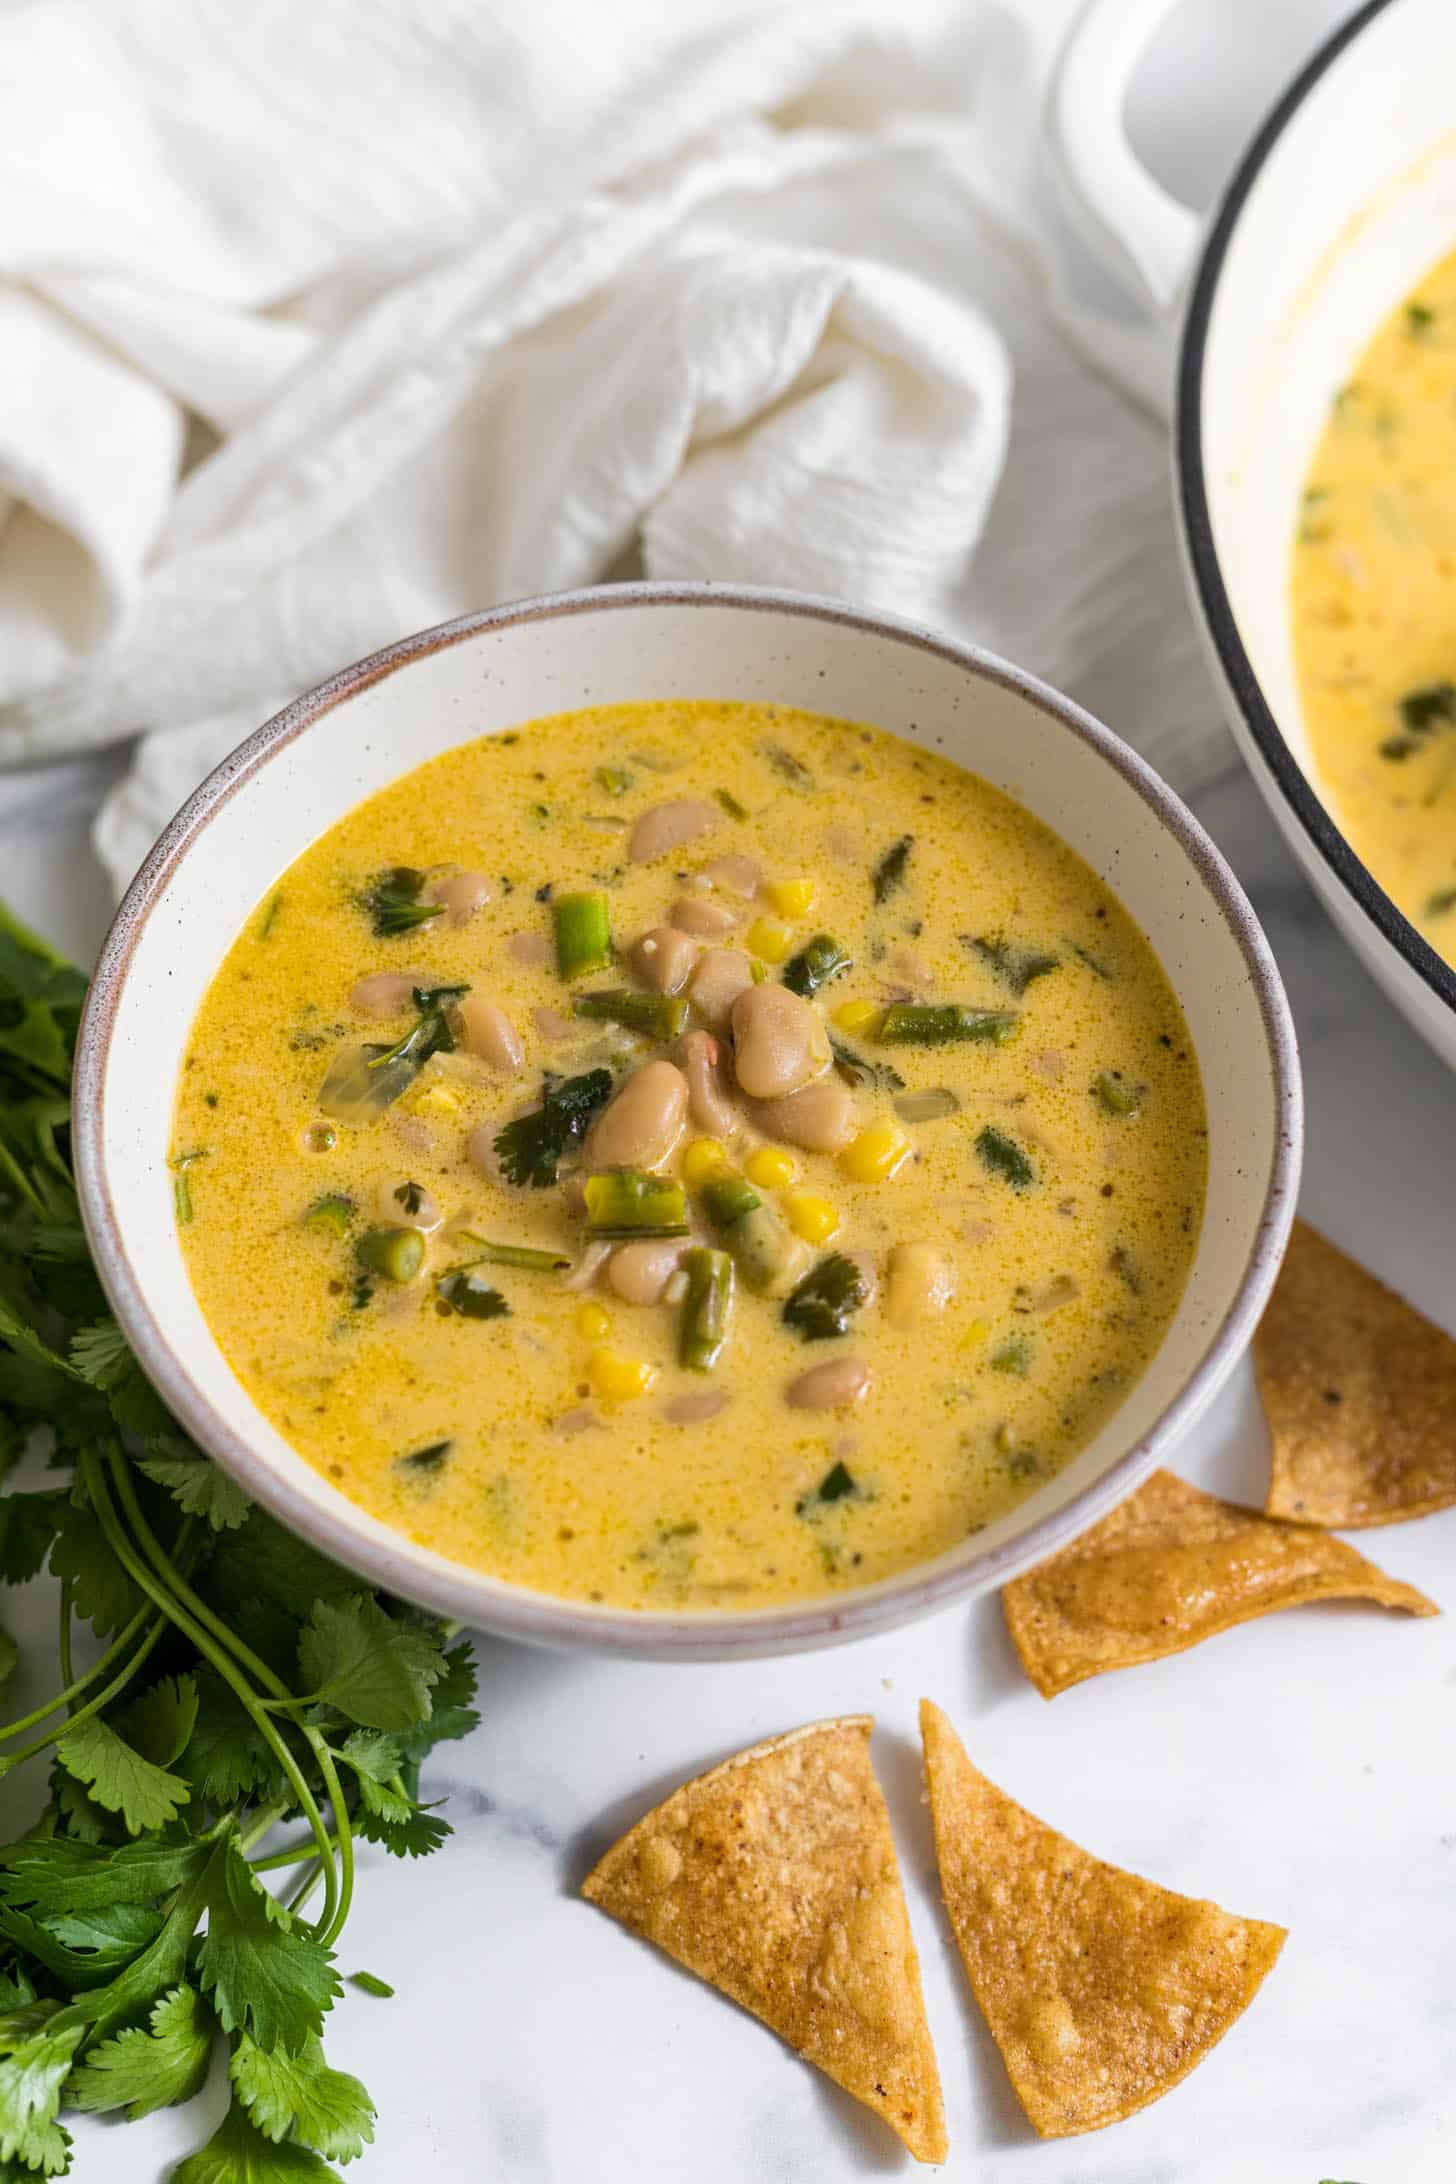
(1175, 0, 1456, 1021)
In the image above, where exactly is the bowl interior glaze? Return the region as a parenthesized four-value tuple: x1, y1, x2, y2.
(74, 586, 1300, 1659)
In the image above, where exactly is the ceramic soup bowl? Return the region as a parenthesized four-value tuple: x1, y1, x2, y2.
(1052, 0, 1456, 1067)
(74, 584, 1300, 1660)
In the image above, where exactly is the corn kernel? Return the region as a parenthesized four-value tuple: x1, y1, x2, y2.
(840, 1117, 911, 1184)
(681, 1137, 727, 1185)
(781, 1191, 840, 1244)
(764, 877, 816, 918)
(834, 998, 880, 1035)
(746, 917, 792, 965)
(745, 1146, 796, 1190)
(964, 1317, 991, 1346)
(400, 1078, 461, 1118)
(575, 1302, 611, 1342)
(588, 1349, 658, 1404)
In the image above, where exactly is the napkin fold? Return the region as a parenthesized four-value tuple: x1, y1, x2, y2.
(0, 0, 1233, 890)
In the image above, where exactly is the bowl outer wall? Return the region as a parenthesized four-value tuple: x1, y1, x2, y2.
(72, 583, 1302, 1661)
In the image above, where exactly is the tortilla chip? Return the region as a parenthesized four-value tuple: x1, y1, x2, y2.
(920, 1701, 1285, 2137)
(1002, 1467, 1436, 1697)
(582, 1716, 946, 2163)
(1256, 1218, 1456, 1526)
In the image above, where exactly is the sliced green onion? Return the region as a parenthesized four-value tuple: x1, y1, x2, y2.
(781, 935, 852, 998)
(595, 765, 634, 796)
(171, 1150, 208, 1225)
(455, 1236, 571, 1271)
(583, 1170, 689, 1239)
(1092, 1071, 1143, 1117)
(302, 1192, 355, 1236)
(876, 1003, 1019, 1047)
(678, 1248, 734, 1372)
(699, 1168, 762, 1230)
(715, 787, 749, 821)
(573, 988, 689, 1038)
(356, 1226, 425, 1283)
(553, 890, 613, 979)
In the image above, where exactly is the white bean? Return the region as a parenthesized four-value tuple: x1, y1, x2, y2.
(454, 996, 524, 1074)
(672, 1029, 736, 1137)
(786, 1358, 872, 1411)
(687, 948, 754, 1032)
(730, 983, 830, 1100)
(506, 931, 552, 967)
(748, 1078, 856, 1152)
(583, 1060, 688, 1171)
(630, 925, 698, 995)
(374, 1178, 445, 1234)
(671, 896, 741, 938)
(628, 798, 719, 864)
(885, 1242, 954, 1329)
(423, 870, 492, 926)
(350, 970, 427, 1017)
(662, 1391, 731, 1426)
(607, 1239, 687, 1305)
(700, 855, 761, 898)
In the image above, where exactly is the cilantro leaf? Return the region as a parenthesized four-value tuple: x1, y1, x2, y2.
(395, 1641, 478, 1762)
(231, 2032, 375, 2162)
(49, 1502, 143, 1636)
(179, 1671, 286, 1809)
(135, 1448, 251, 1532)
(297, 1597, 447, 1733)
(493, 1068, 612, 1188)
(0, 2014, 82, 2172)
(48, 1769, 113, 1845)
(68, 1316, 132, 1389)
(55, 1718, 191, 1837)
(69, 1983, 213, 2120)
(352, 1803, 450, 1860)
(206, 1511, 360, 1624)
(0, 1835, 209, 1915)
(197, 1842, 340, 2054)
(120, 1674, 200, 1768)
(173, 2100, 345, 2182)
(0, 1492, 66, 1585)
(41, 1900, 165, 1966)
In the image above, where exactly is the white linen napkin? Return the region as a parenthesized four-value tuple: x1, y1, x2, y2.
(0, 0, 1232, 891)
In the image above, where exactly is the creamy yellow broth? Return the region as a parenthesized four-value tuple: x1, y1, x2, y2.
(1293, 246, 1456, 954)
(173, 702, 1205, 1612)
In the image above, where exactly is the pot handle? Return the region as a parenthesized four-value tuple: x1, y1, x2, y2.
(1046, 0, 1203, 414)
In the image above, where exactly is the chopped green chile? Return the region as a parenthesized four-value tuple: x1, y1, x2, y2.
(573, 988, 689, 1038)
(893, 1087, 961, 1124)
(302, 1192, 355, 1236)
(968, 933, 1060, 996)
(397, 1438, 452, 1474)
(437, 1270, 511, 1319)
(456, 1236, 571, 1271)
(782, 1253, 868, 1341)
(1093, 1070, 1143, 1117)
(872, 835, 913, 903)
(678, 1248, 735, 1372)
(357, 1225, 426, 1283)
(781, 934, 852, 998)
(583, 1169, 689, 1239)
(876, 1003, 1019, 1047)
(796, 1458, 858, 1513)
(975, 1125, 1035, 1189)
(552, 890, 613, 979)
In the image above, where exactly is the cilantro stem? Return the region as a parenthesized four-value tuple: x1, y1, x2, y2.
(103, 1453, 359, 1947)
(85, 1448, 343, 1942)
(0, 1595, 154, 1743)
(250, 1829, 341, 1874)
(57, 1578, 75, 1702)
(0, 1132, 46, 1218)
(0, 1607, 170, 1772)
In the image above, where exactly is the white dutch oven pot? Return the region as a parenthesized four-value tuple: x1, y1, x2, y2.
(1051, 0, 1456, 1067)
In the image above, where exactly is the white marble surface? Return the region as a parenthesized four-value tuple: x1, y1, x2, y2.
(10, 3, 1455, 2179)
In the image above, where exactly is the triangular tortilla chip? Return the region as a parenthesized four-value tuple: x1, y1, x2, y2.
(583, 1716, 946, 2162)
(1003, 1467, 1435, 1696)
(920, 1701, 1285, 2137)
(1255, 1219, 1456, 1526)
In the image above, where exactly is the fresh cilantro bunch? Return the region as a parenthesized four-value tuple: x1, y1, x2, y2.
(0, 906, 477, 2178)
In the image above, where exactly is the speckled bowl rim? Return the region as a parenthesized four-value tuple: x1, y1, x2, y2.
(73, 582, 1302, 1660)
